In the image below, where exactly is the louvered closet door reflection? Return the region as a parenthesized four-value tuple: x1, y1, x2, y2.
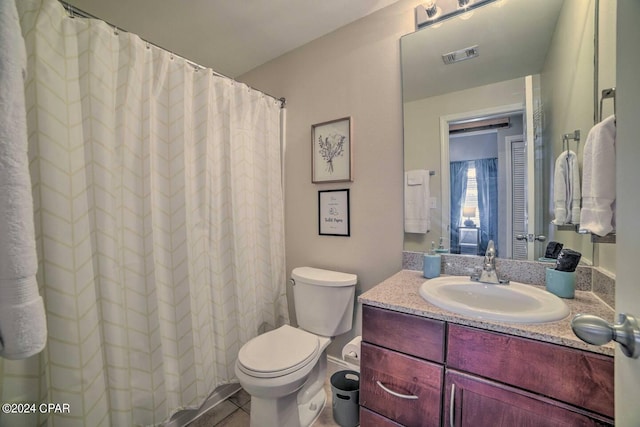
(511, 140, 528, 260)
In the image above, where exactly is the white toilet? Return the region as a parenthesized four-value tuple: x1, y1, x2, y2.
(235, 267, 357, 427)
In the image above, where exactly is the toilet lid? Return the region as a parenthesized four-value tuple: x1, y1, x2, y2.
(237, 325, 320, 378)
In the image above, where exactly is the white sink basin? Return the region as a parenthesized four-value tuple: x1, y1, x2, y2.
(419, 276, 570, 324)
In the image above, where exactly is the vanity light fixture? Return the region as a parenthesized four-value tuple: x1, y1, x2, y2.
(416, 1, 442, 26)
(415, 0, 495, 29)
(425, 1, 439, 18)
(458, 0, 475, 20)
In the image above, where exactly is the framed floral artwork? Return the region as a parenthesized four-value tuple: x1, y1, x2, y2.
(311, 117, 352, 183)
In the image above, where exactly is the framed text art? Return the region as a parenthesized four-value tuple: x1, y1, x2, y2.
(311, 117, 352, 183)
(318, 189, 350, 236)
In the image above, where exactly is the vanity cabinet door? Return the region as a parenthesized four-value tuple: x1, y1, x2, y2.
(444, 370, 613, 427)
(360, 342, 443, 427)
(447, 324, 614, 419)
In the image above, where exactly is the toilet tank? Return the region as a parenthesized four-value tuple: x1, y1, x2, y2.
(291, 267, 357, 337)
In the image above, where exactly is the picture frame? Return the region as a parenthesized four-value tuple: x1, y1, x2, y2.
(311, 117, 352, 183)
(318, 189, 350, 236)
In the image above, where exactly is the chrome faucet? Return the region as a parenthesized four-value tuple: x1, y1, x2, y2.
(473, 240, 509, 285)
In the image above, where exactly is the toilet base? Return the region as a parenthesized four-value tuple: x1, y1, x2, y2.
(298, 387, 326, 427)
(246, 353, 329, 427)
(249, 388, 325, 427)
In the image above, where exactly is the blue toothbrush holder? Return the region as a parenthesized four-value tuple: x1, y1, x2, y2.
(423, 254, 441, 279)
(545, 268, 575, 299)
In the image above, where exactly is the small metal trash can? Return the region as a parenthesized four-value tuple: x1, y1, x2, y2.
(330, 370, 360, 427)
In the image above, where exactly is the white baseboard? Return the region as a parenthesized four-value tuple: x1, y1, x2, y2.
(327, 354, 350, 369)
(327, 354, 360, 375)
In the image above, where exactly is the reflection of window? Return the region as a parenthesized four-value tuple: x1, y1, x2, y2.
(461, 161, 480, 225)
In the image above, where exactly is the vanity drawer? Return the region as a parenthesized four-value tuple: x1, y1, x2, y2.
(360, 342, 443, 427)
(447, 324, 614, 419)
(362, 305, 445, 362)
(360, 407, 403, 427)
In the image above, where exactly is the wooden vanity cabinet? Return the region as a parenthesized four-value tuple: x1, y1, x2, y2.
(445, 371, 612, 427)
(360, 342, 442, 426)
(360, 407, 404, 426)
(447, 324, 614, 421)
(361, 304, 445, 362)
(360, 305, 614, 426)
(360, 305, 445, 426)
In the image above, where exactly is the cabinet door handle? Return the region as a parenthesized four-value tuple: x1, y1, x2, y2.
(375, 380, 418, 400)
(449, 383, 456, 427)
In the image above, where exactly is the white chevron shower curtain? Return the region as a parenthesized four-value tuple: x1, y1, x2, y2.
(1, 0, 287, 425)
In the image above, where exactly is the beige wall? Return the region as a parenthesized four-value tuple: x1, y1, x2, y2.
(239, 1, 422, 355)
(239, 0, 619, 359)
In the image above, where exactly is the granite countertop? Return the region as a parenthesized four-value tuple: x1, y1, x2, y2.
(359, 270, 616, 356)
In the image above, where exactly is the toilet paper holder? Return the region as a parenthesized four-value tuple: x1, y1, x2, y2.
(342, 336, 362, 370)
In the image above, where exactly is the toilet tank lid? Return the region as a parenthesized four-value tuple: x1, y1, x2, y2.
(292, 267, 357, 287)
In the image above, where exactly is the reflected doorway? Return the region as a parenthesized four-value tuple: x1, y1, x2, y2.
(444, 110, 526, 258)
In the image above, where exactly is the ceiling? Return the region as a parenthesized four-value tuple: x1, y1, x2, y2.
(63, 0, 401, 78)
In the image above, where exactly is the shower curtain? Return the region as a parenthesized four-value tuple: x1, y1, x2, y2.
(449, 161, 469, 254)
(1, 0, 288, 425)
(475, 158, 499, 255)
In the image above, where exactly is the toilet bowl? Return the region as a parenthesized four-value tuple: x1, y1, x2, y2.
(235, 267, 357, 427)
(236, 325, 331, 427)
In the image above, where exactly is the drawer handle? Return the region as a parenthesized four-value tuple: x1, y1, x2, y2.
(375, 380, 418, 400)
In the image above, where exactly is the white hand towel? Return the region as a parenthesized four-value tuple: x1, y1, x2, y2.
(569, 151, 582, 224)
(552, 150, 581, 225)
(404, 170, 430, 233)
(0, 0, 47, 359)
(580, 115, 616, 236)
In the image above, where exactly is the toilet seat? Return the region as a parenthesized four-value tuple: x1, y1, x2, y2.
(237, 325, 320, 378)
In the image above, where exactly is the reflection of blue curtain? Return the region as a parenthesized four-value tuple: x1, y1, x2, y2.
(476, 158, 498, 255)
(450, 161, 469, 253)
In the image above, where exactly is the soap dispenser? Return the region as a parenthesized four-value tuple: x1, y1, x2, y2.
(423, 242, 441, 279)
(435, 237, 449, 254)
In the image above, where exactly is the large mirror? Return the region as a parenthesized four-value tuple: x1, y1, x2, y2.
(402, 0, 616, 267)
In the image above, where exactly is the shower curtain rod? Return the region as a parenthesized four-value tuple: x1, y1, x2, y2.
(58, 1, 286, 109)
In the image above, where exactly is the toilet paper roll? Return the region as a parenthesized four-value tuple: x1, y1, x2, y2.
(341, 336, 362, 363)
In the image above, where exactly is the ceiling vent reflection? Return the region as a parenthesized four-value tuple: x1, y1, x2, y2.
(441, 45, 479, 65)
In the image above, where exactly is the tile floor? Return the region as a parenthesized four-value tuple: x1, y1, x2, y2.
(187, 361, 345, 427)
